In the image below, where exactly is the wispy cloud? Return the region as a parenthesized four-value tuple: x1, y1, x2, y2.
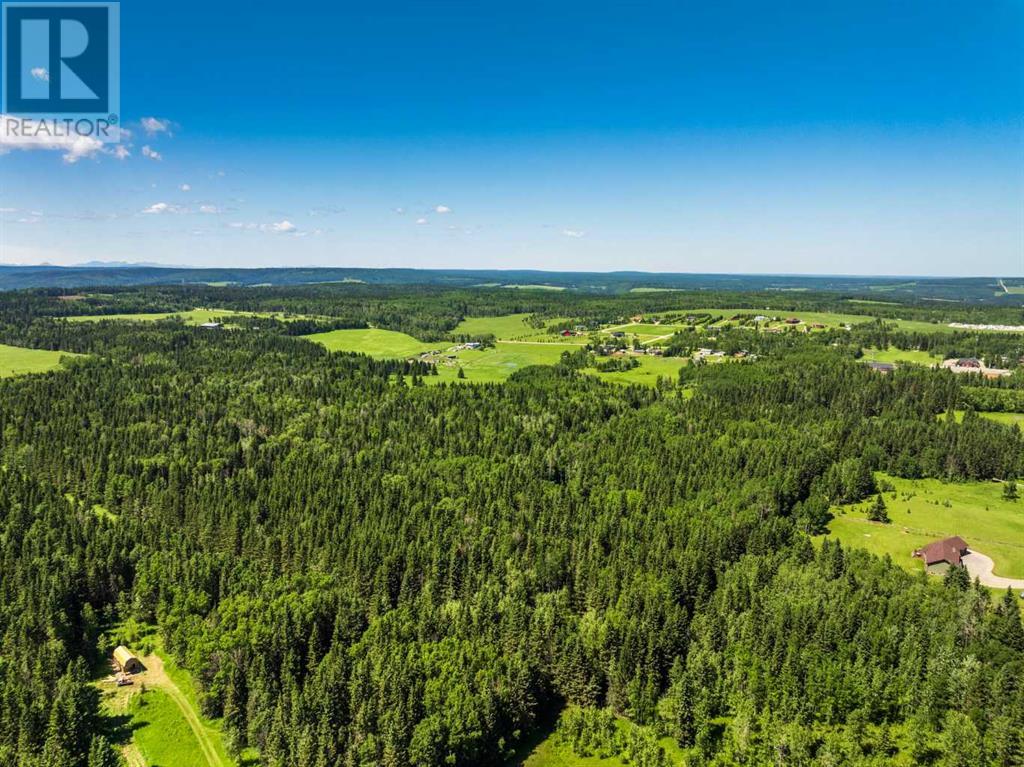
(228, 219, 301, 234)
(180, 183, 191, 192)
(561, 228, 586, 238)
(30, 67, 49, 82)
(141, 145, 162, 161)
(434, 204, 452, 214)
(198, 204, 221, 214)
(0, 115, 106, 163)
(415, 217, 428, 225)
(142, 202, 185, 214)
(140, 117, 171, 136)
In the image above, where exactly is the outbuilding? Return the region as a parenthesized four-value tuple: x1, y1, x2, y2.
(113, 646, 143, 674)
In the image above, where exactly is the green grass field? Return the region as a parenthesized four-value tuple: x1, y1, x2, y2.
(942, 410, 1024, 428)
(820, 474, 1024, 578)
(128, 688, 213, 767)
(65, 308, 306, 326)
(861, 347, 939, 366)
(306, 327, 437, 358)
(500, 284, 566, 291)
(582, 356, 686, 385)
(434, 342, 576, 383)
(508, 713, 686, 767)
(0, 343, 80, 377)
(452, 314, 580, 342)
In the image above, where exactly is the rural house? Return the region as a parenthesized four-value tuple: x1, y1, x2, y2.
(113, 646, 143, 674)
(913, 536, 969, 574)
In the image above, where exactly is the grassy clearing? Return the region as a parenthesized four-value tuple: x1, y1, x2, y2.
(501, 284, 566, 291)
(65, 308, 292, 325)
(452, 314, 580, 342)
(582, 356, 686, 386)
(942, 410, 1024, 427)
(95, 632, 250, 767)
(432, 342, 576, 383)
(861, 347, 939, 366)
(508, 713, 686, 767)
(819, 474, 1024, 578)
(127, 689, 213, 767)
(0, 343, 80, 377)
(306, 328, 437, 358)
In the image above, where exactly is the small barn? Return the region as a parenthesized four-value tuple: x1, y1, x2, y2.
(113, 646, 143, 674)
(913, 536, 969, 574)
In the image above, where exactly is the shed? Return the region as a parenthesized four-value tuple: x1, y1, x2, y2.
(113, 646, 143, 674)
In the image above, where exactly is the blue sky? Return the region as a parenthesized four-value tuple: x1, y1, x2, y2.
(1, 0, 1021, 275)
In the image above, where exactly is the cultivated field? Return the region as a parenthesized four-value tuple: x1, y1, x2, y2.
(0, 343, 79, 377)
(821, 474, 1024, 579)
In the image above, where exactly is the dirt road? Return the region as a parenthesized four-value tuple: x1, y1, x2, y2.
(140, 654, 225, 767)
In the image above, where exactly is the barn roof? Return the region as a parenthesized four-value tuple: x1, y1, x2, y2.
(113, 645, 137, 666)
(913, 536, 968, 566)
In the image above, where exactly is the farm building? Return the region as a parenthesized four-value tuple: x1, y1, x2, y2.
(913, 536, 968, 574)
(113, 645, 143, 673)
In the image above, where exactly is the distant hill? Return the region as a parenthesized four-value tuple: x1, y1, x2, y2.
(0, 265, 1017, 302)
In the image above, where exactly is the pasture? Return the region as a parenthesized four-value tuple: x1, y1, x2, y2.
(582, 356, 686, 386)
(0, 343, 80, 377)
(306, 327, 437, 358)
(452, 314, 580, 342)
(821, 475, 1024, 579)
(65, 308, 288, 325)
(434, 342, 576, 383)
(861, 347, 939, 366)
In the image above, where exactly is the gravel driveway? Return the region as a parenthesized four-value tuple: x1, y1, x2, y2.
(961, 550, 1024, 591)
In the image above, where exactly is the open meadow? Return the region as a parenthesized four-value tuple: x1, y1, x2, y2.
(821, 474, 1024, 579)
(65, 308, 300, 325)
(0, 343, 80, 377)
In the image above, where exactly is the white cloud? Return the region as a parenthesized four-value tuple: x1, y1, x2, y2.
(0, 207, 16, 213)
(140, 117, 171, 136)
(30, 67, 49, 82)
(0, 115, 105, 162)
(434, 204, 452, 214)
(268, 220, 296, 233)
(198, 204, 220, 214)
(141, 145, 162, 161)
(180, 183, 191, 192)
(393, 207, 405, 214)
(142, 202, 185, 215)
(561, 228, 586, 238)
(415, 217, 428, 225)
(112, 144, 130, 160)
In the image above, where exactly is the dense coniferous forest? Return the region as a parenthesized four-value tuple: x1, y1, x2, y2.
(0, 284, 1023, 767)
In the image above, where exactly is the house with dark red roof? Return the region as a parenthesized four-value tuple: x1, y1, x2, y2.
(913, 536, 968, 574)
